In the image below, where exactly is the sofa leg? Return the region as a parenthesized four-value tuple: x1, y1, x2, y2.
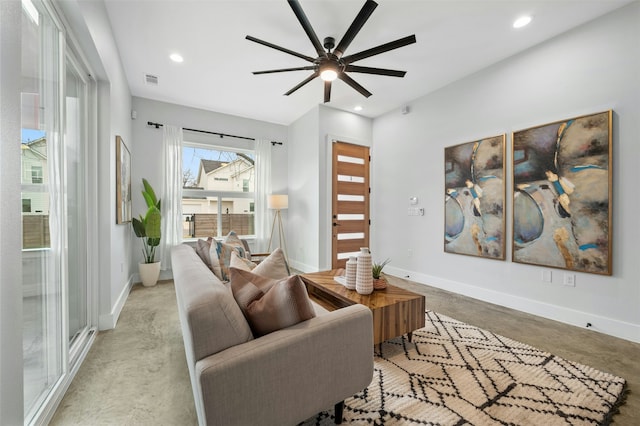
(334, 401, 344, 424)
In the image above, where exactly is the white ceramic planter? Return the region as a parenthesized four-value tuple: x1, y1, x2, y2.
(139, 261, 161, 287)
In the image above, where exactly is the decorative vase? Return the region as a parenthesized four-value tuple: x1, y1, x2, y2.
(345, 256, 357, 290)
(139, 261, 161, 287)
(355, 248, 373, 295)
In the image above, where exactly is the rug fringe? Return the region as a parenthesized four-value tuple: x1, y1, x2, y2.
(601, 383, 629, 425)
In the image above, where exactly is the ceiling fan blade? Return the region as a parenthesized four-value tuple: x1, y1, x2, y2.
(333, 0, 378, 58)
(246, 35, 315, 63)
(342, 34, 416, 64)
(284, 72, 319, 96)
(338, 73, 372, 98)
(253, 66, 316, 75)
(345, 65, 406, 77)
(324, 80, 332, 103)
(287, 0, 327, 58)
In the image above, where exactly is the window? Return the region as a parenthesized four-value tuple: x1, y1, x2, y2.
(22, 199, 32, 213)
(182, 144, 255, 238)
(31, 165, 43, 183)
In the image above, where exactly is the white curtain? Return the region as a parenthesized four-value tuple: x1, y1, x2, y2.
(254, 139, 272, 252)
(159, 125, 183, 270)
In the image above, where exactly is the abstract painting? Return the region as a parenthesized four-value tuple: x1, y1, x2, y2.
(116, 135, 132, 224)
(512, 110, 612, 275)
(445, 135, 506, 260)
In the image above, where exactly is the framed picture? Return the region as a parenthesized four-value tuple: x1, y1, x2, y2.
(116, 135, 132, 224)
(445, 134, 506, 260)
(512, 110, 612, 275)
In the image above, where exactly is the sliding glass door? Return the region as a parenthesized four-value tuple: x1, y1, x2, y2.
(21, 0, 64, 419)
(20, 0, 95, 423)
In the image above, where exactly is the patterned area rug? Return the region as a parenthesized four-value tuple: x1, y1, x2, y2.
(301, 311, 626, 425)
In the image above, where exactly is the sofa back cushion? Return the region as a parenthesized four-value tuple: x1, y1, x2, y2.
(172, 244, 253, 361)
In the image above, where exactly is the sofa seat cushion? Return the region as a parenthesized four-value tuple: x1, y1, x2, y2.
(229, 268, 316, 337)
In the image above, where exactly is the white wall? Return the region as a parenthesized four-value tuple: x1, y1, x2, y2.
(288, 107, 321, 271)
(371, 3, 640, 343)
(130, 96, 288, 272)
(287, 104, 373, 271)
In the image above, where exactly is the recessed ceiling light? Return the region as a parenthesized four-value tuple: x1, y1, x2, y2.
(170, 53, 184, 63)
(513, 16, 532, 29)
(354, 106, 363, 112)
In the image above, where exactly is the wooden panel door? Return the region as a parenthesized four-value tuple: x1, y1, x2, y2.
(332, 141, 370, 269)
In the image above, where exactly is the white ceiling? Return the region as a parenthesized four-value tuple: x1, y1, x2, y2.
(103, 0, 632, 125)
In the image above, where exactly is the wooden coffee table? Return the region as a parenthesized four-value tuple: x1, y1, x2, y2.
(300, 270, 425, 345)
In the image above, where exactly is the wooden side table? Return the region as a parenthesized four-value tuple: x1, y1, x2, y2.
(301, 270, 425, 345)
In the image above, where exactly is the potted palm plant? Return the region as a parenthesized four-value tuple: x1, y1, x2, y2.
(132, 178, 162, 287)
(372, 258, 391, 290)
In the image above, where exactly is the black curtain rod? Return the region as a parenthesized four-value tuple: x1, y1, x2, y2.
(147, 121, 283, 146)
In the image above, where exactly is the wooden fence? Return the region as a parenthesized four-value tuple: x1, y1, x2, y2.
(23, 215, 50, 249)
(186, 213, 254, 238)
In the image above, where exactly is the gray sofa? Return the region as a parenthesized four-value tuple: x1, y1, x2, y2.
(171, 243, 374, 426)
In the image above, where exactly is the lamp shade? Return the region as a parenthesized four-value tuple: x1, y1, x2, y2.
(267, 194, 288, 210)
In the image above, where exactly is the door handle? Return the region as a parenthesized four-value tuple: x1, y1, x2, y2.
(333, 222, 340, 227)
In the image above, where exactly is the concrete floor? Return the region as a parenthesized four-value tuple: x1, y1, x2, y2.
(51, 276, 638, 425)
(385, 274, 639, 425)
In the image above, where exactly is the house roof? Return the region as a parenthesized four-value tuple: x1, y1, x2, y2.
(201, 159, 226, 174)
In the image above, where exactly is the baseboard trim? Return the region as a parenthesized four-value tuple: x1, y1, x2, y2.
(288, 259, 319, 274)
(385, 265, 640, 344)
(98, 276, 133, 330)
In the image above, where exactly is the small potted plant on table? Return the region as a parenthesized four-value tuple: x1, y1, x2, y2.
(132, 179, 162, 287)
(372, 258, 391, 290)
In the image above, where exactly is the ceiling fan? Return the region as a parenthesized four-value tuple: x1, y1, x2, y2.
(246, 0, 416, 103)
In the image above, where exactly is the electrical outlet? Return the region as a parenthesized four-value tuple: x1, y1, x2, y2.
(542, 270, 552, 283)
(407, 249, 413, 258)
(563, 273, 576, 287)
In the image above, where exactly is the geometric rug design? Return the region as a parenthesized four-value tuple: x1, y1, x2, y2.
(301, 311, 627, 425)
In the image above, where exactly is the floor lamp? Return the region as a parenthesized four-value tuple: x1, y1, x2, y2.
(267, 194, 289, 263)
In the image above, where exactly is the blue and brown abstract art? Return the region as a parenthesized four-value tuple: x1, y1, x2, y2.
(512, 110, 612, 275)
(445, 135, 506, 260)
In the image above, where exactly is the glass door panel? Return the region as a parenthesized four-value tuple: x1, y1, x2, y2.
(21, 0, 64, 422)
(65, 55, 88, 354)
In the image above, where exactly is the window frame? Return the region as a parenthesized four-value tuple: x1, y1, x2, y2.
(182, 141, 256, 239)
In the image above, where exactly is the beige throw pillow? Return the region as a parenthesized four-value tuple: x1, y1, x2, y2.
(224, 231, 250, 259)
(229, 248, 290, 280)
(195, 238, 214, 272)
(253, 248, 290, 279)
(229, 268, 316, 337)
(230, 251, 257, 271)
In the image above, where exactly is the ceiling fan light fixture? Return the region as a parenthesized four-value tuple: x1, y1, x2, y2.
(320, 68, 338, 81)
(247, 0, 416, 101)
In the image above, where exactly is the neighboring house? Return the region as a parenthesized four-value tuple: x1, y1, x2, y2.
(21, 137, 49, 215)
(21, 137, 50, 249)
(183, 156, 255, 215)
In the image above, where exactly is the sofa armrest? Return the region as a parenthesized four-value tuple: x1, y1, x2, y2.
(195, 304, 373, 426)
